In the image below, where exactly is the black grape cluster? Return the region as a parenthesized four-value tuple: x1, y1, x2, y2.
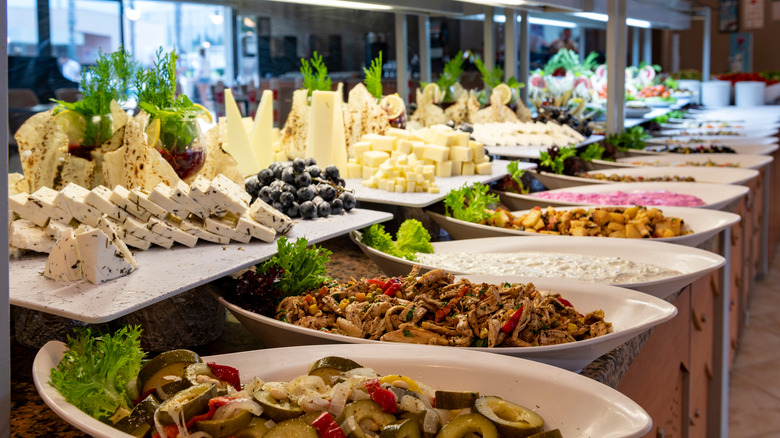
(245, 158, 357, 219)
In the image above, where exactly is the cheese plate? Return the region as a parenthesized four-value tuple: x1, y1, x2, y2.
(9, 208, 393, 323)
(344, 159, 532, 207)
(34, 341, 653, 438)
(425, 206, 741, 248)
(350, 234, 725, 299)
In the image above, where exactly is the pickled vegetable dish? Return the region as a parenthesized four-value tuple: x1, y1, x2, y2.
(277, 267, 612, 348)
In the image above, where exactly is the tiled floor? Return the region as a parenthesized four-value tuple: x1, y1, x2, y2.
(729, 250, 780, 437)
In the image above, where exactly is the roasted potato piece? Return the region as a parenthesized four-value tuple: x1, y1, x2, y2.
(608, 212, 626, 224)
(522, 209, 542, 227)
(625, 223, 642, 238)
(590, 209, 609, 226)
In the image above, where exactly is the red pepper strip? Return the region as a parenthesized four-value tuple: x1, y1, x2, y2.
(368, 278, 387, 290)
(434, 285, 470, 323)
(152, 424, 180, 438)
(185, 396, 234, 429)
(207, 362, 241, 390)
(500, 305, 524, 334)
(132, 387, 157, 405)
(364, 378, 398, 413)
(557, 298, 573, 308)
(384, 281, 402, 296)
(311, 411, 347, 438)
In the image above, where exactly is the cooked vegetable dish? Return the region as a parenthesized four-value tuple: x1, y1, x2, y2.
(277, 267, 612, 348)
(578, 172, 696, 182)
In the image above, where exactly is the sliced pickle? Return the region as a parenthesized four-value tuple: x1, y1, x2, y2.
(308, 356, 363, 383)
(264, 417, 319, 438)
(380, 419, 422, 438)
(114, 395, 160, 434)
(137, 349, 202, 397)
(434, 391, 479, 410)
(337, 400, 396, 438)
(253, 390, 304, 422)
(436, 413, 498, 438)
(195, 409, 254, 438)
(155, 383, 216, 425)
(527, 429, 563, 438)
(474, 396, 544, 438)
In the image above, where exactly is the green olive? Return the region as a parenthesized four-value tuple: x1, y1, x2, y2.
(473, 396, 544, 438)
(253, 390, 304, 422)
(380, 419, 422, 438)
(436, 413, 498, 438)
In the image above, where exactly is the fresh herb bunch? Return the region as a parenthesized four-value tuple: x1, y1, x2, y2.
(579, 143, 605, 162)
(135, 48, 204, 151)
(444, 183, 500, 223)
(49, 326, 145, 422)
(538, 145, 587, 175)
(473, 56, 524, 103)
(430, 50, 465, 101)
(544, 50, 599, 76)
(604, 126, 649, 152)
(259, 236, 332, 299)
(301, 51, 332, 99)
(507, 161, 529, 194)
(361, 219, 433, 261)
(53, 48, 137, 146)
(653, 109, 687, 124)
(364, 51, 383, 100)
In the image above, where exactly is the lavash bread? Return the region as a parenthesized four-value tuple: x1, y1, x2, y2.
(444, 92, 469, 125)
(280, 89, 310, 159)
(344, 83, 390, 156)
(200, 121, 244, 186)
(14, 112, 70, 192)
(470, 90, 522, 125)
(410, 88, 448, 128)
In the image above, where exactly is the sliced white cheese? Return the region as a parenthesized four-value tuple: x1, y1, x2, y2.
(57, 183, 100, 227)
(128, 188, 168, 218)
(122, 216, 174, 249)
(224, 88, 260, 176)
(10, 219, 56, 254)
(149, 183, 189, 219)
(95, 215, 139, 270)
(171, 180, 209, 219)
(8, 192, 43, 226)
(251, 89, 275, 170)
(180, 217, 231, 244)
(75, 228, 134, 284)
(29, 187, 71, 224)
(208, 174, 251, 216)
(44, 229, 83, 282)
(110, 186, 151, 221)
(45, 220, 75, 241)
(85, 185, 127, 222)
(189, 175, 227, 217)
(248, 199, 293, 235)
(236, 214, 275, 243)
(306, 90, 340, 168)
(147, 216, 198, 248)
(204, 216, 251, 243)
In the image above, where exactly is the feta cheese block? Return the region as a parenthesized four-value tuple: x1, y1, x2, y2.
(189, 175, 228, 217)
(110, 186, 151, 221)
(180, 218, 231, 244)
(57, 183, 100, 227)
(10, 219, 56, 254)
(171, 180, 209, 219)
(43, 229, 83, 282)
(128, 188, 168, 219)
(122, 216, 174, 249)
(29, 186, 71, 224)
(204, 216, 251, 243)
(75, 228, 135, 284)
(248, 198, 293, 235)
(146, 217, 198, 248)
(8, 193, 44, 227)
(45, 220, 75, 241)
(149, 183, 189, 219)
(85, 186, 127, 222)
(236, 214, 275, 242)
(208, 174, 251, 216)
(95, 215, 139, 270)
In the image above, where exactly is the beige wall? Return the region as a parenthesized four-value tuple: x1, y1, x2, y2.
(674, 0, 780, 74)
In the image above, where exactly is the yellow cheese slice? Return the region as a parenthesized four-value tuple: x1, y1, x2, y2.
(251, 90, 275, 169)
(224, 88, 260, 176)
(306, 90, 338, 168)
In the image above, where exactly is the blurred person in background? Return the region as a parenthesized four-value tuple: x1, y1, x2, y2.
(549, 28, 577, 53)
(196, 47, 211, 104)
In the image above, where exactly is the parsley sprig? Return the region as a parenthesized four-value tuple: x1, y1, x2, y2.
(259, 236, 332, 299)
(539, 146, 578, 174)
(301, 51, 332, 99)
(507, 161, 529, 195)
(364, 51, 383, 100)
(444, 183, 500, 223)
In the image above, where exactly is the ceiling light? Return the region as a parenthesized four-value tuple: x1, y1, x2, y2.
(455, 0, 527, 5)
(210, 10, 224, 25)
(266, 0, 392, 10)
(573, 12, 608, 21)
(528, 17, 577, 28)
(243, 17, 255, 27)
(202, 41, 212, 49)
(125, 8, 141, 21)
(627, 18, 651, 28)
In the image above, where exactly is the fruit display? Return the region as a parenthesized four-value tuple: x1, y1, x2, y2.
(246, 158, 356, 219)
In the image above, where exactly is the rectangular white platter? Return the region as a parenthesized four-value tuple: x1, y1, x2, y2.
(486, 135, 604, 159)
(9, 208, 393, 323)
(343, 159, 532, 208)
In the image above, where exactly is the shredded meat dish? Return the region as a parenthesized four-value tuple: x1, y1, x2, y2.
(276, 267, 612, 348)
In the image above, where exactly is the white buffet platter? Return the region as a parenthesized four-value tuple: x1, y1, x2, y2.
(486, 135, 604, 160)
(644, 143, 778, 155)
(9, 208, 393, 323)
(616, 153, 774, 170)
(344, 159, 530, 208)
(533, 166, 758, 190)
(34, 341, 653, 438)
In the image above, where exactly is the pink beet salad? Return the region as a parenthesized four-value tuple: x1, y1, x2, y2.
(532, 190, 706, 207)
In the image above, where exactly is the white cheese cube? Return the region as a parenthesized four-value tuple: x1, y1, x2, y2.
(428, 186, 440, 194)
(450, 146, 473, 162)
(236, 215, 275, 243)
(8, 193, 41, 226)
(10, 219, 55, 253)
(422, 144, 450, 162)
(352, 141, 372, 158)
(451, 160, 463, 176)
(362, 133, 395, 152)
(469, 141, 486, 162)
(423, 158, 436, 166)
(474, 153, 490, 164)
(248, 199, 293, 234)
(122, 216, 173, 248)
(422, 166, 435, 181)
(394, 183, 406, 193)
(395, 177, 407, 188)
(452, 131, 470, 147)
(384, 181, 395, 192)
(406, 181, 416, 192)
(414, 185, 424, 193)
(476, 162, 493, 175)
(30, 187, 71, 224)
(410, 141, 427, 157)
(362, 166, 379, 180)
(86, 186, 127, 222)
(148, 183, 188, 219)
(387, 127, 411, 140)
(347, 162, 363, 179)
(128, 188, 168, 219)
(362, 150, 390, 168)
(111, 186, 151, 221)
(430, 130, 454, 147)
(189, 175, 227, 217)
(390, 150, 404, 158)
(75, 228, 134, 284)
(57, 183, 100, 227)
(211, 174, 252, 207)
(395, 139, 413, 155)
(45, 220, 74, 241)
(435, 161, 453, 178)
(44, 229, 83, 282)
(118, 230, 151, 251)
(462, 161, 476, 176)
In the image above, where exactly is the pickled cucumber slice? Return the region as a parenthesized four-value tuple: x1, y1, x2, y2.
(137, 349, 202, 397)
(527, 429, 563, 438)
(253, 390, 304, 422)
(155, 383, 216, 425)
(264, 417, 319, 438)
(474, 396, 544, 438)
(380, 419, 422, 438)
(434, 391, 479, 410)
(195, 409, 254, 437)
(308, 356, 363, 383)
(436, 413, 498, 438)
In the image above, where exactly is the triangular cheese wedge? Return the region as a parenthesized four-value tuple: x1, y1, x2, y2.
(223, 88, 260, 176)
(95, 215, 139, 270)
(306, 90, 348, 170)
(251, 89, 275, 170)
(75, 228, 135, 284)
(330, 88, 348, 175)
(44, 229, 83, 282)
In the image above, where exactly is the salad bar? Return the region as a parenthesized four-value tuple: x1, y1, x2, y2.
(7, 40, 780, 438)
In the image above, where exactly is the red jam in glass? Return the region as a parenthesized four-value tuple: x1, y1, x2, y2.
(156, 147, 206, 180)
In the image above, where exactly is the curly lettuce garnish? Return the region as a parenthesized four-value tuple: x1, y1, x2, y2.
(361, 219, 433, 261)
(444, 183, 500, 224)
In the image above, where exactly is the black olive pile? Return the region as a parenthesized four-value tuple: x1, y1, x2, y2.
(245, 158, 356, 219)
(534, 106, 593, 137)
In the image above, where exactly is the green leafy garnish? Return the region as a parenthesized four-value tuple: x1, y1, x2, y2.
(444, 183, 500, 223)
(49, 326, 145, 423)
(364, 51, 383, 100)
(544, 50, 599, 76)
(361, 219, 433, 261)
(579, 143, 604, 162)
(474, 56, 503, 88)
(663, 77, 679, 91)
(507, 161, 529, 194)
(53, 47, 137, 146)
(300, 51, 332, 99)
(421, 51, 466, 101)
(539, 146, 578, 174)
(135, 48, 205, 151)
(604, 126, 649, 152)
(259, 236, 332, 298)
